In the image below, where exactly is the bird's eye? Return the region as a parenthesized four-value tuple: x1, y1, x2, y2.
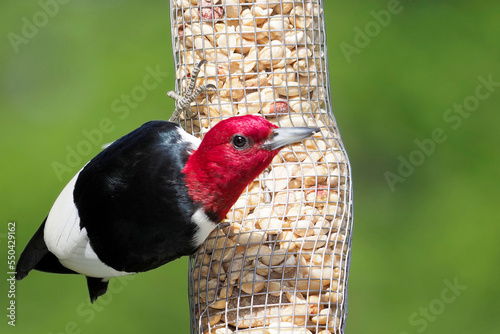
(231, 134, 249, 150)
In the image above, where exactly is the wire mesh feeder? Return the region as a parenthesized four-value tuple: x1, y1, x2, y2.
(169, 1, 353, 333)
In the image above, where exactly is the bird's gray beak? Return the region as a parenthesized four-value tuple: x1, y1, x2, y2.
(262, 127, 321, 151)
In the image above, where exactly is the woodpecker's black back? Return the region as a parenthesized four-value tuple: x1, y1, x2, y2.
(74, 121, 200, 273)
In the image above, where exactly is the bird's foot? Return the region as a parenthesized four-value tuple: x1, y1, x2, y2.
(167, 59, 216, 121)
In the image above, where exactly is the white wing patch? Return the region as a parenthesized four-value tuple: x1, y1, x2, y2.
(177, 128, 215, 247)
(44, 171, 132, 278)
(191, 209, 216, 247)
(176, 127, 201, 151)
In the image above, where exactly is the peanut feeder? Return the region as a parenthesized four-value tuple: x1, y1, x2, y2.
(169, 1, 353, 333)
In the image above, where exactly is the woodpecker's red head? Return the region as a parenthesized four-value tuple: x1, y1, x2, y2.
(182, 115, 319, 222)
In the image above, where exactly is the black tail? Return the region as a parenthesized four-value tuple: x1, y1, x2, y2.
(86, 277, 109, 303)
(16, 218, 76, 280)
(18, 218, 109, 303)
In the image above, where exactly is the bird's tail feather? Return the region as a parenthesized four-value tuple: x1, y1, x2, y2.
(16, 218, 76, 280)
(86, 277, 109, 303)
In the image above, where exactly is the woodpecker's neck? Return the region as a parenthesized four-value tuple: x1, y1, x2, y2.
(182, 148, 274, 222)
(182, 159, 254, 223)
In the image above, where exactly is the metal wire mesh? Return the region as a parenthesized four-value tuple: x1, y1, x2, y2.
(169, 1, 353, 333)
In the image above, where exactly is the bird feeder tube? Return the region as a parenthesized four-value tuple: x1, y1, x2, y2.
(169, 1, 353, 333)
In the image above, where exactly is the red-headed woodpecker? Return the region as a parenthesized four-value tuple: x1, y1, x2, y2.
(16, 114, 319, 302)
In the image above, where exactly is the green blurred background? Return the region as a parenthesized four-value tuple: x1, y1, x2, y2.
(1, 1, 499, 333)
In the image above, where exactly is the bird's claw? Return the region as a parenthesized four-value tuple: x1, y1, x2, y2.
(167, 59, 215, 121)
